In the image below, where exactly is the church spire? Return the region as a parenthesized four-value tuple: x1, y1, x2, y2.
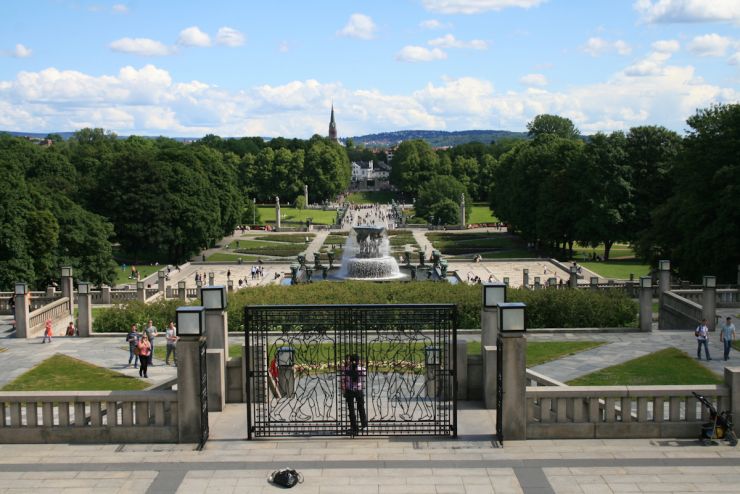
(328, 103, 337, 142)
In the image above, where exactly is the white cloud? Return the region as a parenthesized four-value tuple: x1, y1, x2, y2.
(730, 52, 740, 65)
(652, 39, 680, 52)
(624, 50, 673, 76)
(634, 0, 740, 24)
(420, 19, 444, 29)
(583, 37, 632, 56)
(109, 38, 172, 56)
(178, 26, 211, 47)
(13, 44, 32, 58)
(520, 73, 548, 86)
(278, 41, 290, 53)
(428, 34, 488, 50)
(112, 4, 128, 14)
(0, 58, 737, 138)
(396, 46, 447, 62)
(337, 14, 377, 40)
(216, 27, 245, 47)
(422, 0, 546, 14)
(687, 33, 732, 56)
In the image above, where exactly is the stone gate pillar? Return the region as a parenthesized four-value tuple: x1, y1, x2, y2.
(158, 270, 166, 294)
(499, 302, 527, 441)
(202, 286, 227, 412)
(178, 281, 187, 301)
(569, 266, 578, 288)
(14, 283, 30, 339)
(639, 276, 652, 332)
(522, 269, 529, 288)
(658, 260, 671, 299)
(77, 282, 92, 337)
(176, 306, 206, 444)
(703, 276, 717, 331)
(481, 283, 506, 410)
(60, 266, 74, 314)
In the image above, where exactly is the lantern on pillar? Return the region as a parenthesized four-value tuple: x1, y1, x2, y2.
(499, 302, 526, 333)
(61, 266, 73, 277)
(659, 260, 670, 271)
(482, 282, 507, 308)
(176, 306, 205, 336)
(703, 276, 716, 288)
(78, 282, 90, 294)
(136, 281, 145, 290)
(640, 276, 652, 288)
(14, 282, 27, 295)
(201, 285, 227, 310)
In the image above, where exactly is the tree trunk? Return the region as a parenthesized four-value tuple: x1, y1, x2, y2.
(603, 240, 614, 261)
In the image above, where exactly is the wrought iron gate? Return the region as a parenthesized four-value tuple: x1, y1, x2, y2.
(495, 333, 503, 445)
(198, 338, 209, 448)
(245, 304, 457, 438)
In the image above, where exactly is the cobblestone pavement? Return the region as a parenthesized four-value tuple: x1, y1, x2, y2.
(0, 403, 739, 493)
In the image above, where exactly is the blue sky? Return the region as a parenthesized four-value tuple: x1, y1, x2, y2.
(1, 0, 739, 137)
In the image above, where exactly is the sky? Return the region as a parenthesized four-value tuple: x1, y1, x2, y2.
(1, 0, 739, 138)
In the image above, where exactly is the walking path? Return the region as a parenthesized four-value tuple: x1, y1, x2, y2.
(0, 401, 739, 493)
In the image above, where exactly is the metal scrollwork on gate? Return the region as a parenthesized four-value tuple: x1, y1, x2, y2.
(245, 304, 457, 438)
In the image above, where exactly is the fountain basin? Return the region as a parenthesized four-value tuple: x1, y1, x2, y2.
(342, 256, 406, 281)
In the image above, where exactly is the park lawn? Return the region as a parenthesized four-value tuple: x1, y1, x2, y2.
(466, 340, 604, 367)
(2, 354, 148, 391)
(567, 347, 723, 386)
(257, 207, 337, 225)
(428, 232, 527, 256)
(481, 249, 534, 259)
(580, 260, 650, 280)
(251, 234, 315, 244)
(573, 242, 636, 260)
(206, 252, 260, 262)
(468, 205, 499, 224)
(346, 191, 397, 204)
(113, 264, 161, 285)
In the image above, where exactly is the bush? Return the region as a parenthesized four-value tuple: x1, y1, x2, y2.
(224, 282, 637, 331)
(92, 299, 183, 333)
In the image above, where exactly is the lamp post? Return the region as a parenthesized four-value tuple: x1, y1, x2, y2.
(175, 305, 206, 443)
(498, 302, 527, 441)
(201, 285, 228, 411)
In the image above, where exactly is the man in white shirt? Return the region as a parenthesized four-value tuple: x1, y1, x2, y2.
(720, 317, 736, 361)
(165, 321, 178, 366)
(696, 318, 711, 361)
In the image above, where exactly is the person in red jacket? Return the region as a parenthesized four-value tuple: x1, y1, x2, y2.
(42, 319, 53, 343)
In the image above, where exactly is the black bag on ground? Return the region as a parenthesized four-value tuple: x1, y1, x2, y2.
(268, 468, 303, 488)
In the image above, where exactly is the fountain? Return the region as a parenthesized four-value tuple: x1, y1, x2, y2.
(338, 225, 406, 281)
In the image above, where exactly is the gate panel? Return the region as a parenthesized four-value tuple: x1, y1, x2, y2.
(246, 304, 456, 438)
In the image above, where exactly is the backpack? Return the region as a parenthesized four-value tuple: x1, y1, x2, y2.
(268, 468, 303, 488)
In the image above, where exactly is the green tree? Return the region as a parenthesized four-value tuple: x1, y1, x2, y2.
(415, 175, 469, 225)
(389, 140, 440, 197)
(527, 114, 580, 140)
(304, 138, 350, 202)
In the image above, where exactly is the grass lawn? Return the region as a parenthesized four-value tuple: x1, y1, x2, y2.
(257, 206, 337, 225)
(468, 205, 498, 224)
(251, 234, 315, 244)
(206, 252, 261, 262)
(428, 232, 527, 256)
(572, 242, 637, 260)
(580, 260, 650, 280)
(466, 340, 604, 367)
(346, 191, 397, 204)
(567, 347, 723, 386)
(113, 265, 161, 285)
(2, 354, 148, 391)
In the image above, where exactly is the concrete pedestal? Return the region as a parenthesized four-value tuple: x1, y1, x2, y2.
(101, 285, 111, 304)
(481, 307, 499, 348)
(501, 333, 527, 440)
(522, 269, 529, 288)
(206, 349, 225, 411)
(482, 345, 497, 409)
(703, 286, 716, 331)
(78, 292, 92, 337)
(177, 336, 206, 443)
(456, 338, 468, 401)
(639, 279, 652, 332)
(205, 311, 228, 408)
(61, 275, 74, 314)
(15, 292, 29, 339)
(137, 287, 146, 303)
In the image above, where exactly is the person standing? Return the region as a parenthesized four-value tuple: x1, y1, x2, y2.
(126, 323, 140, 368)
(696, 318, 711, 360)
(42, 319, 53, 343)
(137, 334, 151, 378)
(340, 354, 368, 435)
(720, 317, 736, 362)
(165, 321, 178, 366)
(144, 319, 158, 366)
(65, 321, 76, 336)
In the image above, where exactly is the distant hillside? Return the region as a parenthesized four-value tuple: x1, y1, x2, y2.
(0, 131, 198, 142)
(350, 129, 528, 148)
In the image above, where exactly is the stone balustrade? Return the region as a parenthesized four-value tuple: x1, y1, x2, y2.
(673, 289, 739, 307)
(110, 290, 137, 303)
(526, 384, 728, 439)
(660, 290, 703, 330)
(526, 369, 567, 387)
(27, 297, 71, 337)
(0, 390, 178, 443)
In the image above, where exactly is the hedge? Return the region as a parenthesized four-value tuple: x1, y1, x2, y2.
(92, 283, 637, 333)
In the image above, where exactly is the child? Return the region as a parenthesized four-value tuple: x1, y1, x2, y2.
(42, 319, 53, 343)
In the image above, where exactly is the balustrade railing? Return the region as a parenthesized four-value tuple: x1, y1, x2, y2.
(28, 297, 71, 336)
(662, 291, 702, 322)
(526, 384, 728, 439)
(0, 390, 178, 443)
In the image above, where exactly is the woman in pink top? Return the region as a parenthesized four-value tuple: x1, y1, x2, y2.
(137, 334, 152, 378)
(42, 319, 53, 343)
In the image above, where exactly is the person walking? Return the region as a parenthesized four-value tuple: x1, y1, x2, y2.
(696, 318, 711, 360)
(42, 319, 53, 343)
(144, 319, 158, 366)
(720, 316, 736, 362)
(165, 321, 178, 366)
(126, 323, 140, 368)
(65, 321, 76, 336)
(340, 354, 368, 435)
(137, 334, 151, 378)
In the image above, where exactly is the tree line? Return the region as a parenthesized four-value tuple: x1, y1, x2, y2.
(390, 105, 739, 283)
(0, 131, 350, 289)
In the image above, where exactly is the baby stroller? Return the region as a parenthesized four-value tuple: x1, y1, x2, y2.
(692, 392, 738, 446)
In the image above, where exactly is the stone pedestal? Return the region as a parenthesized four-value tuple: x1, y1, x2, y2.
(522, 269, 529, 288)
(658, 260, 671, 299)
(61, 273, 74, 314)
(136, 286, 146, 303)
(45, 286, 55, 297)
(534, 277, 541, 289)
(205, 311, 228, 407)
(702, 276, 717, 331)
(208, 273, 215, 286)
(158, 277, 165, 294)
(15, 290, 29, 339)
(501, 332, 527, 440)
(456, 338, 468, 401)
(78, 291, 92, 337)
(206, 349, 225, 412)
(569, 267, 578, 288)
(177, 336, 206, 443)
(178, 282, 187, 301)
(725, 367, 740, 416)
(166, 286, 172, 299)
(101, 285, 111, 304)
(481, 307, 499, 348)
(639, 277, 652, 332)
(482, 345, 497, 409)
